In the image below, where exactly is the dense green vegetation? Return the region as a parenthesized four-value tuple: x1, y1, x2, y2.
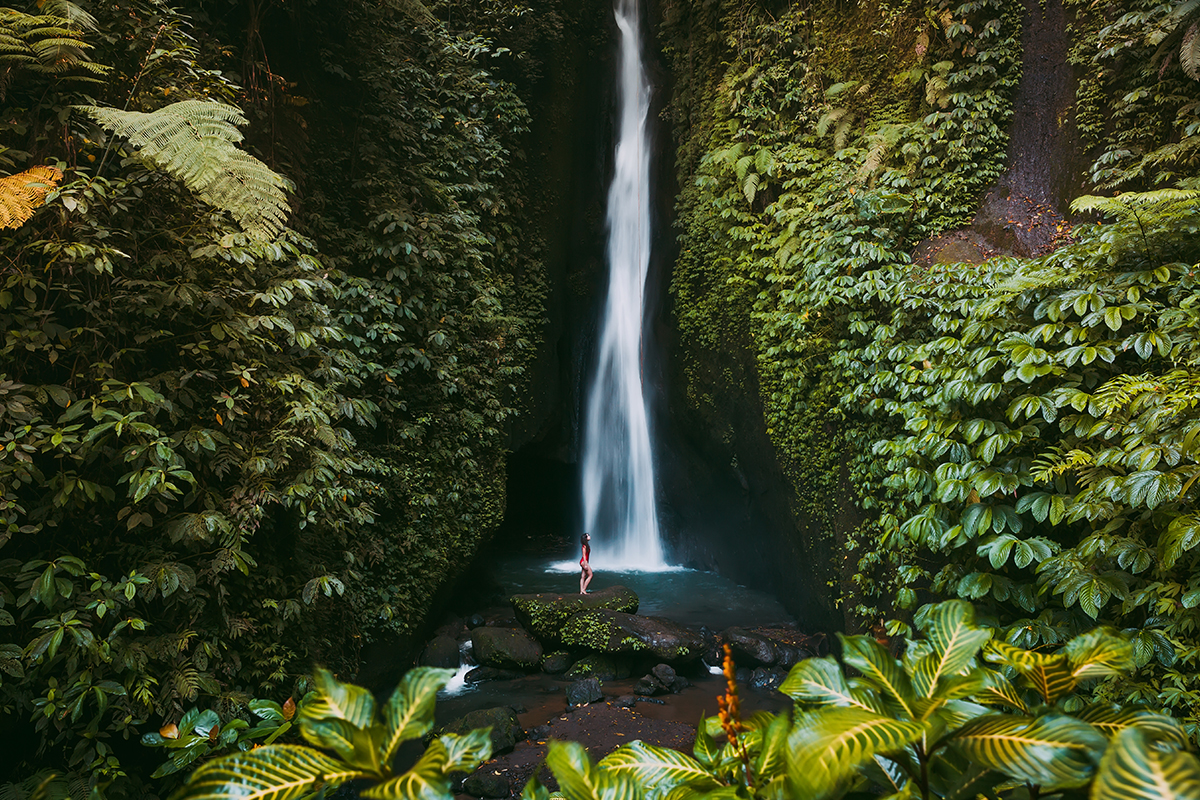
(0, 0, 569, 793)
(6, 0, 1200, 794)
(664, 0, 1200, 735)
(162, 600, 1200, 800)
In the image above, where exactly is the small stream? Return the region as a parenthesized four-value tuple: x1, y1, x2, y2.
(434, 558, 797, 731)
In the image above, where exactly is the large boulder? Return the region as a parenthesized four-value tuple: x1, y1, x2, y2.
(418, 635, 461, 669)
(510, 585, 639, 642)
(437, 707, 525, 754)
(566, 677, 604, 707)
(463, 773, 509, 799)
(559, 610, 704, 662)
(723, 627, 777, 666)
(471, 627, 543, 670)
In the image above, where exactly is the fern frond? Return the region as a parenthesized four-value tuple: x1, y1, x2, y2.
(1070, 189, 1200, 218)
(80, 101, 292, 240)
(1182, 22, 1200, 79)
(35, 0, 98, 31)
(816, 107, 849, 138)
(0, 164, 62, 229)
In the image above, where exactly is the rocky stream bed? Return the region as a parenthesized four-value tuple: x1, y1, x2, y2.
(413, 585, 825, 798)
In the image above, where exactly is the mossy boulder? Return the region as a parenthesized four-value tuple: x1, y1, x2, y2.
(564, 654, 629, 681)
(510, 585, 639, 642)
(471, 626, 543, 670)
(559, 610, 703, 662)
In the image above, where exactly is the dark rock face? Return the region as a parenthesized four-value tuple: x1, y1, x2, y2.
(541, 651, 572, 674)
(565, 654, 629, 681)
(471, 626, 543, 670)
(463, 773, 510, 799)
(566, 677, 604, 707)
(749, 667, 784, 691)
(723, 628, 777, 666)
(510, 585, 640, 642)
(559, 610, 703, 661)
(438, 707, 525, 755)
(613, 695, 637, 708)
(465, 666, 524, 683)
(418, 635, 461, 668)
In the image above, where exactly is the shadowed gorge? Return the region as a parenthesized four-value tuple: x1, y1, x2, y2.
(4, 0, 1200, 796)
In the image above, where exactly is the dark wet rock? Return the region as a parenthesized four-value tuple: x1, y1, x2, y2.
(510, 585, 640, 642)
(723, 627, 778, 666)
(438, 707, 525, 754)
(465, 666, 523, 683)
(541, 651, 571, 674)
(565, 654, 629, 681)
(529, 724, 551, 741)
(774, 643, 801, 669)
(613, 695, 637, 708)
(651, 663, 677, 685)
(471, 626, 543, 670)
(468, 613, 486, 628)
(559, 610, 703, 661)
(634, 674, 666, 696)
(566, 677, 604, 707)
(748, 667, 784, 692)
(463, 772, 510, 798)
(735, 667, 753, 685)
(702, 627, 723, 667)
(418, 635, 460, 669)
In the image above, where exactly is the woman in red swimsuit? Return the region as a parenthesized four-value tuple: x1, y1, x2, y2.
(579, 532, 593, 594)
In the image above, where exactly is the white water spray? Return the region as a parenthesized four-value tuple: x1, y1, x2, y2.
(579, 0, 668, 571)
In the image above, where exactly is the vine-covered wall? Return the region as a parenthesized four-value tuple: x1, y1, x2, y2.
(658, 0, 1200, 730)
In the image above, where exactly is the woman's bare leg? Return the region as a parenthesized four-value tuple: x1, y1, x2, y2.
(581, 565, 593, 594)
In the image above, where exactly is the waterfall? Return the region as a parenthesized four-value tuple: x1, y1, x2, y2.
(579, 0, 668, 571)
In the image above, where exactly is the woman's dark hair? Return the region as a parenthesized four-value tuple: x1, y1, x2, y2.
(580, 533, 589, 546)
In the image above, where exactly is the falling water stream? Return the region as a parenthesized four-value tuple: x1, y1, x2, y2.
(579, 0, 667, 571)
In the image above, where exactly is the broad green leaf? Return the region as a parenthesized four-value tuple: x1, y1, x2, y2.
(985, 641, 1076, 703)
(911, 601, 991, 697)
(786, 708, 924, 797)
(380, 667, 454, 761)
(951, 713, 1105, 790)
(599, 741, 720, 799)
(302, 667, 376, 729)
(361, 737, 453, 800)
(1063, 628, 1133, 680)
(839, 635, 915, 714)
(693, 715, 719, 768)
(780, 656, 878, 711)
(1075, 705, 1188, 747)
(755, 713, 790, 782)
(179, 745, 367, 800)
(1091, 727, 1200, 800)
(439, 729, 493, 774)
(977, 670, 1028, 713)
(547, 740, 643, 800)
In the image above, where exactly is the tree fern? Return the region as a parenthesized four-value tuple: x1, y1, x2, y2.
(0, 5, 105, 82)
(0, 165, 62, 229)
(80, 101, 292, 241)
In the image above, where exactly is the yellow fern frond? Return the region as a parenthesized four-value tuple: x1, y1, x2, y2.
(0, 165, 62, 229)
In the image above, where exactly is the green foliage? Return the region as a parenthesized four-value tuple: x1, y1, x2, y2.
(80, 101, 292, 241)
(530, 600, 1200, 800)
(172, 667, 491, 800)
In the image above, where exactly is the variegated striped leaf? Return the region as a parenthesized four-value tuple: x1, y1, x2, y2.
(780, 657, 880, 712)
(179, 744, 367, 800)
(663, 787, 742, 800)
(360, 738, 451, 800)
(977, 669, 1029, 713)
(840, 635, 915, 715)
(693, 715, 719, 768)
(985, 641, 1076, 704)
(951, 713, 1106, 789)
(302, 667, 376, 729)
(911, 601, 991, 698)
(1063, 628, 1134, 681)
(599, 740, 721, 799)
(786, 708, 924, 797)
(547, 740, 644, 800)
(1076, 705, 1189, 746)
(1091, 727, 1200, 800)
(439, 728, 493, 774)
(755, 713, 791, 782)
(380, 667, 455, 761)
